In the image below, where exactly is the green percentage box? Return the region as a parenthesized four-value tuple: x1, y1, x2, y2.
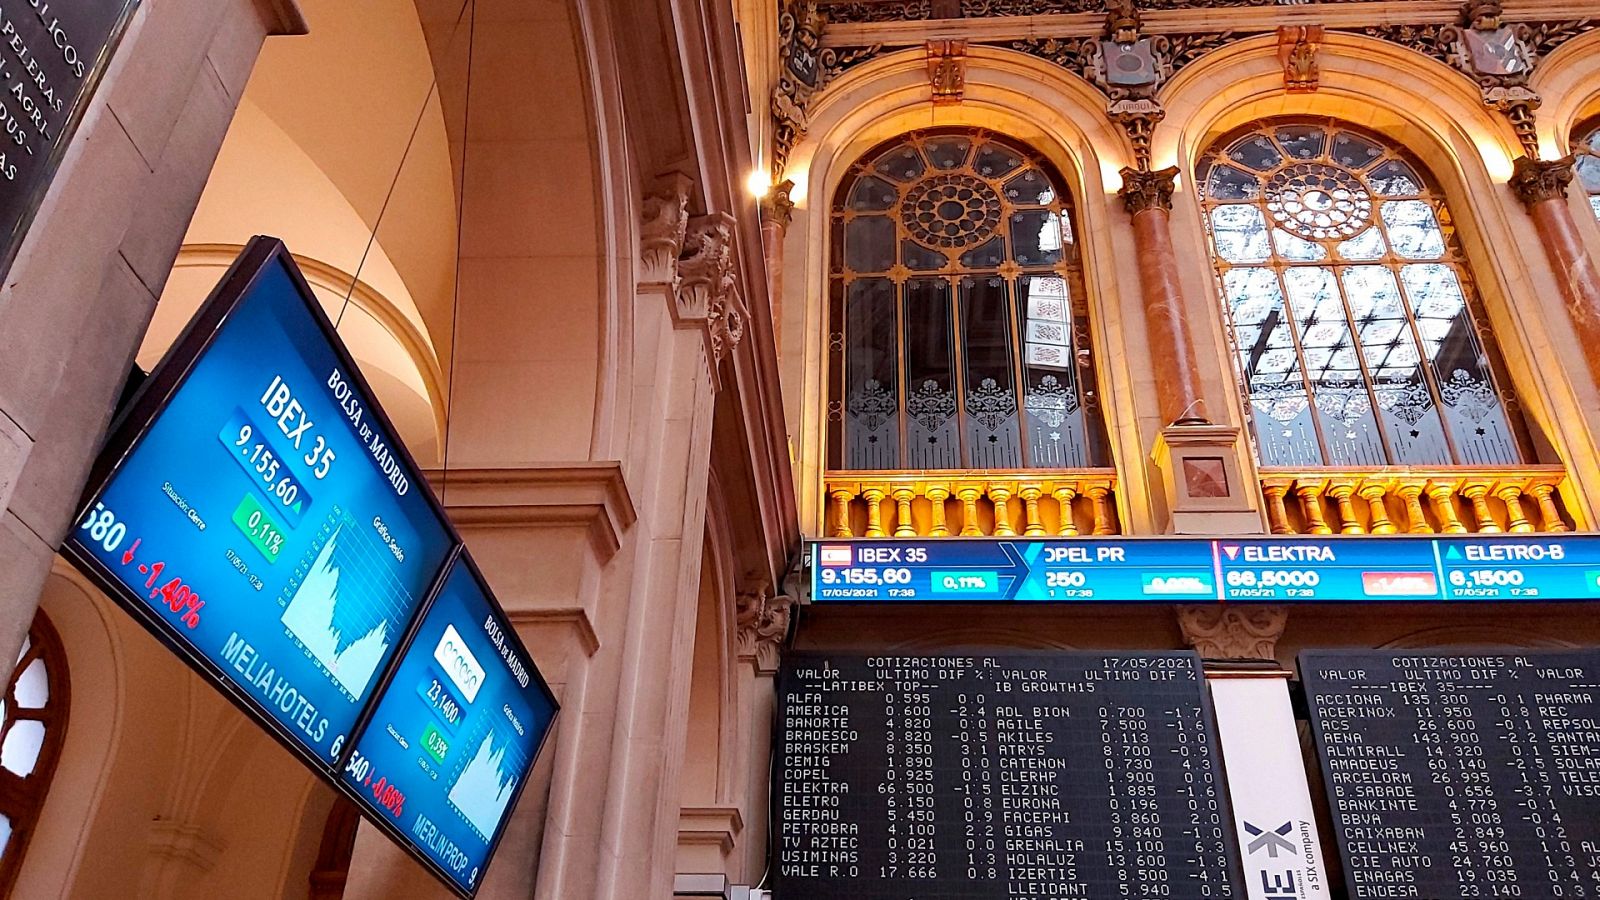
(421, 721, 451, 765)
(231, 493, 286, 562)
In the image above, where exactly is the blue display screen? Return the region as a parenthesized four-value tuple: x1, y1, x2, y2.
(342, 556, 557, 893)
(811, 535, 1600, 603)
(65, 249, 454, 764)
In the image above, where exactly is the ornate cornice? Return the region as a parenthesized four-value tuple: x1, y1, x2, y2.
(1176, 605, 1288, 660)
(425, 462, 637, 560)
(1118, 165, 1178, 215)
(736, 584, 793, 674)
(1509, 154, 1575, 207)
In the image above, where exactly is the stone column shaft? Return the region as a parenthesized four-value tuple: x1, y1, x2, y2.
(1512, 156, 1600, 388)
(1120, 167, 1207, 425)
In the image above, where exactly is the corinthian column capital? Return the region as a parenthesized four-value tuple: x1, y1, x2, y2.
(1509, 155, 1574, 209)
(1118, 166, 1179, 216)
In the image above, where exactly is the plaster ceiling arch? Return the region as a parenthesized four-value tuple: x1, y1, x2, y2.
(242, 0, 461, 359)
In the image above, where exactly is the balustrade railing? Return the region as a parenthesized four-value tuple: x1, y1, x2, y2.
(823, 470, 1120, 538)
(1257, 467, 1574, 535)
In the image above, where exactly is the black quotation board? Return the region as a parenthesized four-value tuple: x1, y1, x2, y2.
(1302, 650, 1600, 900)
(776, 651, 1240, 900)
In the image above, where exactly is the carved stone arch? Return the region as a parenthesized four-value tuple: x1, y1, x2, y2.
(1528, 29, 1600, 156)
(1378, 625, 1577, 650)
(1158, 29, 1600, 521)
(13, 563, 126, 899)
(787, 43, 1158, 535)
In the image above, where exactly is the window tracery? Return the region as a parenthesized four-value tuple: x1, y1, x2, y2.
(1196, 120, 1527, 468)
(828, 129, 1108, 471)
(1576, 120, 1600, 221)
(0, 612, 68, 898)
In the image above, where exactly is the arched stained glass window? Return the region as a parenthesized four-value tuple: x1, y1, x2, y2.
(827, 129, 1108, 471)
(1575, 120, 1600, 220)
(1196, 120, 1527, 468)
(0, 612, 68, 898)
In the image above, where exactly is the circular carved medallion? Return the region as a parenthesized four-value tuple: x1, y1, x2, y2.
(1264, 163, 1373, 240)
(901, 173, 1002, 249)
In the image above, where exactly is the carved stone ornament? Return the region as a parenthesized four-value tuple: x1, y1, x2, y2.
(769, 1, 882, 184)
(760, 178, 796, 229)
(1277, 25, 1323, 93)
(1509, 155, 1575, 208)
(1104, 0, 1141, 45)
(736, 585, 793, 674)
(1108, 98, 1165, 171)
(1176, 605, 1288, 661)
(926, 39, 967, 105)
(1118, 165, 1179, 216)
(677, 213, 735, 319)
(640, 172, 693, 287)
(708, 288, 748, 363)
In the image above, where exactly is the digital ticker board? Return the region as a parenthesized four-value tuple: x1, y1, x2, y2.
(61, 238, 556, 897)
(1302, 650, 1600, 899)
(342, 555, 557, 893)
(777, 652, 1240, 900)
(809, 536, 1600, 603)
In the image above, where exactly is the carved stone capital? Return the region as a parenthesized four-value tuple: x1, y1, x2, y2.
(1177, 605, 1288, 660)
(1509, 155, 1575, 208)
(760, 179, 796, 229)
(737, 585, 793, 675)
(640, 172, 693, 287)
(708, 289, 748, 363)
(1117, 165, 1178, 216)
(677, 212, 736, 322)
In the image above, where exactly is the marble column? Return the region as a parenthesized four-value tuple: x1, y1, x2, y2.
(1119, 166, 1209, 426)
(1510, 156, 1600, 387)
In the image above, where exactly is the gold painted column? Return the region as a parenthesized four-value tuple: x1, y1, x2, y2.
(1119, 166, 1208, 426)
(759, 180, 795, 356)
(1510, 156, 1600, 387)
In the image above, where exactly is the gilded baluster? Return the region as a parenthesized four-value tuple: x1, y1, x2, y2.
(1019, 485, 1046, 536)
(926, 484, 951, 537)
(1526, 482, 1569, 532)
(957, 484, 984, 537)
(892, 487, 917, 537)
(830, 486, 855, 538)
(1052, 484, 1080, 537)
(1325, 480, 1365, 535)
(1395, 481, 1432, 533)
(988, 484, 1017, 537)
(861, 486, 888, 538)
(1459, 481, 1500, 533)
(1492, 481, 1532, 534)
(1261, 478, 1294, 535)
(1294, 480, 1333, 535)
(1358, 481, 1397, 535)
(1425, 481, 1467, 534)
(1085, 483, 1115, 535)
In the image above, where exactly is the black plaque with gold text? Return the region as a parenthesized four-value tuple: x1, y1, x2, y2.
(0, 0, 139, 275)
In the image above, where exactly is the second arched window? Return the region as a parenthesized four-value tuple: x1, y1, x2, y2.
(827, 129, 1108, 472)
(1197, 120, 1528, 468)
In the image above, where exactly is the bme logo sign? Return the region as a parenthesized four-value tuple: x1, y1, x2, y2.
(1245, 820, 1301, 899)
